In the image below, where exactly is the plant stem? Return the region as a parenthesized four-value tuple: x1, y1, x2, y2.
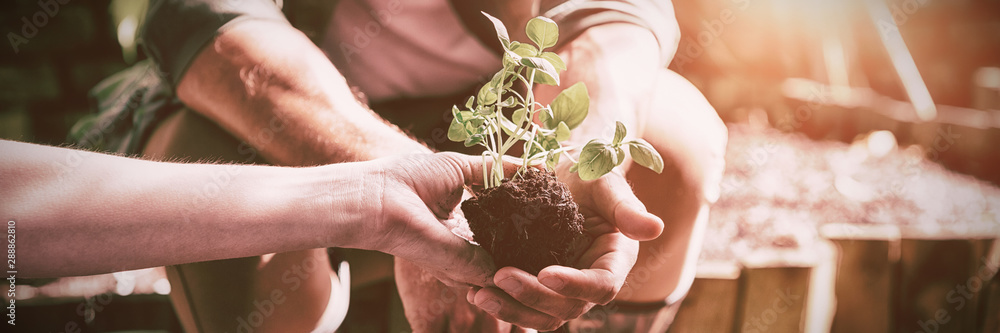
(490, 117, 504, 186)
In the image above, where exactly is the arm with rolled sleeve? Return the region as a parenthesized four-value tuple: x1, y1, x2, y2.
(141, 0, 429, 167)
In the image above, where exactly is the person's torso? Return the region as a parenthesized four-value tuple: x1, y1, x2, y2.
(321, 0, 502, 102)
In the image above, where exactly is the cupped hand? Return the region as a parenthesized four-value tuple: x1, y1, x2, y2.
(396, 258, 535, 333)
(359, 152, 521, 288)
(467, 160, 663, 331)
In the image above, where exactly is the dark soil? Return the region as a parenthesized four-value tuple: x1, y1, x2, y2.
(462, 168, 591, 275)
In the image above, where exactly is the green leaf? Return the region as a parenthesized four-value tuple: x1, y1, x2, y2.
(628, 139, 664, 173)
(478, 84, 498, 105)
(503, 49, 523, 66)
(520, 57, 560, 86)
(448, 118, 469, 142)
(613, 121, 626, 145)
(540, 52, 566, 72)
(472, 119, 496, 136)
(532, 70, 560, 86)
(456, 110, 473, 122)
(524, 140, 539, 158)
(500, 96, 516, 108)
(555, 121, 571, 141)
(547, 82, 589, 130)
(542, 134, 561, 150)
(467, 117, 485, 130)
(569, 163, 579, 173)
(503, 75, 515, 89)
(538, 107, 554, 128)
(502, 42, 527, 65)
(546, 150, 561, 169)
(465, 96, 475, 109)
(526, 16, 559, 50)
(489, 70, 506, 88)
(477, 106, 495, 116)
(465, 134, 484, 147)
(616, 146, 625, 164)
(498, 116, 519, 136)
(512, 108, 528, 125)
(482, 12, 510, 48)
(577, 139, 617, 181)
(511, 43, 539, 58)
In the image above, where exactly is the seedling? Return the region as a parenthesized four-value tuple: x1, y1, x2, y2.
(453, 13, 665, 277)
(448, 12, 664, 187)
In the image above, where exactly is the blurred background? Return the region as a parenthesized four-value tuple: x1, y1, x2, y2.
(670, 0, 1000, 184)
(1, 0, 998, 332)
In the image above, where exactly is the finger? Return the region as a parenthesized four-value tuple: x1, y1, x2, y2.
(494, 267, 593, 321)
(468, 287, 479, 304)
(589, 173, 663, 240)
(409, 153, 521, 219)
(451, 291, 513, 333)
(441, 152, 528, 187)
(574, 232, 636, 269)
(472, 287, 565, 332)
(538, 233, 638, 304)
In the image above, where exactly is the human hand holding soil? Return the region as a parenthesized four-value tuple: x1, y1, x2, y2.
(352, 152, 528, 288)
(446, 14, 665, 330)
(2, 140, 523, 281)
(466, 160, 662, 330)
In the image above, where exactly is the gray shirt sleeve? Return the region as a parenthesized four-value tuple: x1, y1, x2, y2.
(542, 0, 680, 67)
(141, 0, 289, 88)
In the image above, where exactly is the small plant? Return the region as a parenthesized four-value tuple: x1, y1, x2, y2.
(453, 13, 664, 276)
(448, 12, 664, 187)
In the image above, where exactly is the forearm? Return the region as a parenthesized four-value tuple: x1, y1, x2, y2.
(176, 20, 428, 166)
(0, 140, 365, 278)
(535, 24, 662, 148)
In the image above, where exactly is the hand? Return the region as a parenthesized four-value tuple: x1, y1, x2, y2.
(396, 259, 530, 332)
(357, 153, 521, 288)
(467, 161, 663, 331)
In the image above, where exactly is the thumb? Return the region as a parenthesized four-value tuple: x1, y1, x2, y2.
(440, 152, 529, 187)
(417, 153, 524, 219)
(590, 173, 664, 240)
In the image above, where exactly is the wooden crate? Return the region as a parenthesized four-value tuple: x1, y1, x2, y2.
(669, 227, 997, 333)
(977, 240, 1000, 333)
(896, 233, 996, 333)
(979, 268, 1000, 333)
(805, 240, 838, 333)
(734, 249, 817, 333)
(667, 261, 742, 333)
(821, 224, 902, 333)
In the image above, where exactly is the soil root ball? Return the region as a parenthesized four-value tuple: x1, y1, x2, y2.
(462, 168, 590, 275)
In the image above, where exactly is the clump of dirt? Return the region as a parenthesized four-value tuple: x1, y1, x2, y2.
(462, 168, 591, 275)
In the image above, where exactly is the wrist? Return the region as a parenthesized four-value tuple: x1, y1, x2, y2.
(308, 161, 388, 250)
(245, 164, 363, 250)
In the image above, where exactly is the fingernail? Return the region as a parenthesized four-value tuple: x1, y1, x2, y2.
(497, 277, 522, 294)
(481, 299, 501, 314)
(541, 276, 565, 291)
